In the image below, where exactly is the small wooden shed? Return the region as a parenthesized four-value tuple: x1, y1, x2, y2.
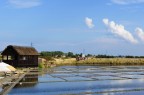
(1, 45, 39, 67)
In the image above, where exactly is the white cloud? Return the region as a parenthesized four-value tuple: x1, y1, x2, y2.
(136, 27, 144, 41)
(85, 17, 94, 28)
(8, 0, 41, 8)
(111, 0, 144, 5)
(103, 18, 138, 44)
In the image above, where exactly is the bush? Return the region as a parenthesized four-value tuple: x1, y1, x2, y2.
(38, 63, 45, 68)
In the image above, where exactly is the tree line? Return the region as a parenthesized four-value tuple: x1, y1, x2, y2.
(40, 51, 76, 58)
(40, 51, 144, 58)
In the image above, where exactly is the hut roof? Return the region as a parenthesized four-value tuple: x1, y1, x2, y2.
(2, 45, 39, 55)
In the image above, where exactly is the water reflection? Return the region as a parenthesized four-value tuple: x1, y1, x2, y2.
(8, 66, 144, 95)
(0, 77, 4, 79)
(14, 74, 38, 88)
(0, 87, 2, 92)
(111, 79, 133, 84)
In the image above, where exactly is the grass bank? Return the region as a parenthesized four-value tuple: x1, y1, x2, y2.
(54, 58, 144, 66)
(39, 57, 144, 69)
(54, 58, 76, 66)
(75, 58, 144, 66)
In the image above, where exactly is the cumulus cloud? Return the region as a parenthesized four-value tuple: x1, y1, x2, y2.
(111, 0, 144, 5)
(85, 17, 94, 28)
(8, 0, 41, 8)
(103, 18, 138, 44)
(136, 27, 144, 41)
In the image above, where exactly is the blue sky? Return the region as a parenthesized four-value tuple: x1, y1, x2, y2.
(1, 0, 144, 55)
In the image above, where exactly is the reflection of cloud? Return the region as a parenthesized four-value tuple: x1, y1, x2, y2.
(85, 82, 93, 95)
(8, 0, 41, 8)
(138, 79, 144, 82)
(111, 79, 133, 84)
(102, 88, 125, 95)
(103, 92, 114, 95)
(86, 68, 91, 71)
(0, 86, 2, 91)
(85, 90, 92, 95)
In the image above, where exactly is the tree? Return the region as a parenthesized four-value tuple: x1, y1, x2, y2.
(40, 51, 64, 57)
(67, 52, 74, 58)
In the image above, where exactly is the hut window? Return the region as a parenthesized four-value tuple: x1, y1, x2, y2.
(20, 56, 27, 60)
(2, 55, 13, 60)
(8, 56, 12, 60)
(23, 57, 26, 60)
(3, 56, 7, 60)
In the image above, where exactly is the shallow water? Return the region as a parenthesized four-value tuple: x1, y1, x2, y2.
(0, 77, 4, 79)
(0, 87, 2, 92)
(7, 66, 144, 95)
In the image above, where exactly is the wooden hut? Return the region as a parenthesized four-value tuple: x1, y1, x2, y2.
(1, 45, 39, 67)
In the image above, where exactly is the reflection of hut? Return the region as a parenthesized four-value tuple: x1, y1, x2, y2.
(1, 45, 39, 67)
(15, 74, 38, 88)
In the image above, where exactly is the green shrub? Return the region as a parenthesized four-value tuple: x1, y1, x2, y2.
(38, 63, 45, 68)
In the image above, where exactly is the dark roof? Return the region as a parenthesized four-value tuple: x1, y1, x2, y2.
(2, 45, 39, 55)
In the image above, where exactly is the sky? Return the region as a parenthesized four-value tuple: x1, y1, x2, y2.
(1, 0, 144, 56)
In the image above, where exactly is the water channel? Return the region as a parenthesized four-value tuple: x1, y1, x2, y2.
(7, 66, 144, 95)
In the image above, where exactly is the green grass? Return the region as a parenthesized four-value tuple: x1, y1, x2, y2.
(38, 63, 45, 68)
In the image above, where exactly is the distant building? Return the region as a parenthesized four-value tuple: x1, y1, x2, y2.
(76, 53, 86, 61)
(82, 54, 85, 58)
(1, 45, 39, 67)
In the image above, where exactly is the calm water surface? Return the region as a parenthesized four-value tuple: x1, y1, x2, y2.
(7, 66, 144, 95)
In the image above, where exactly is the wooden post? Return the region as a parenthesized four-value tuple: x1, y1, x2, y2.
(7, 55, 8, 60)
(2, 55, 4, 61)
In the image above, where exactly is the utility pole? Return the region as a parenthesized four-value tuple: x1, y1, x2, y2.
(31, 42, 33, 47)
(83, 49, 85, 54)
